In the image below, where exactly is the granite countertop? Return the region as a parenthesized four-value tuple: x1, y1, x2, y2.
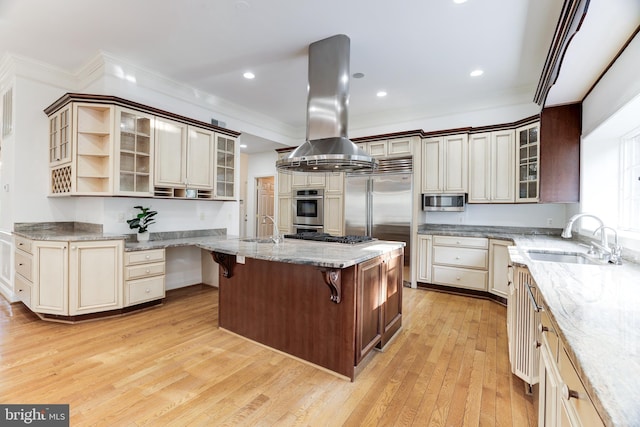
(420, 224, 640, 426)
(198, 238, 405, 269)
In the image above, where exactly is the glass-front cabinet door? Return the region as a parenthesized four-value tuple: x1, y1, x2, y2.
(49, 105, 72, 167)
(214, 134, 236, 200)
(115, 107, 154, 196)
(515, 122, 539, 203)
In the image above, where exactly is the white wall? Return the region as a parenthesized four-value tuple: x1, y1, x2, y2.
(420, 203, 569, 228)
(244, 151, 278, 237)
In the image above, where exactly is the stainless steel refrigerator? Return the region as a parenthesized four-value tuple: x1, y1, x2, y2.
(345, 162, 412, 283)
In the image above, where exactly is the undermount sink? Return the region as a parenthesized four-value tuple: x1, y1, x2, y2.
(526, 250, 597, 265)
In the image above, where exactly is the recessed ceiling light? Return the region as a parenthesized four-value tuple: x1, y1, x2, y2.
(376, 91, 387, 98)
(353, 72, 365, 79)
(470, 69, 484, 77)
(240, 144, 247, 149)
(453, 0, 468, 4)
(243, 71, 255, 79)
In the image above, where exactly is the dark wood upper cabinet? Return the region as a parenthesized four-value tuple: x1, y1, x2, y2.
(539, 103, 582, 203)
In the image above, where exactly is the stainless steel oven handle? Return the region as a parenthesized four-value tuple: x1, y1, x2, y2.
(525, 282, 543, 313)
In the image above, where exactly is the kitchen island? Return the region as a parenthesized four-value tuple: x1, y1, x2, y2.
(200, 238, 405, 381)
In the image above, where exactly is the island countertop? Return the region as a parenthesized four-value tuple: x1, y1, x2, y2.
(199, 238, 406, 269)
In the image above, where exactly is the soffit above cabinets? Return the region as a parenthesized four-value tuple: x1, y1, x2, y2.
(544, 0, 640, 107)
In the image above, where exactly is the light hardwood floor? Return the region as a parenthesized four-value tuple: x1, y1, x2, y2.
(0, 285, 535, 426)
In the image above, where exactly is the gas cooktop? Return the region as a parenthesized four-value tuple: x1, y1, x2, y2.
(283, 232, 375, 245)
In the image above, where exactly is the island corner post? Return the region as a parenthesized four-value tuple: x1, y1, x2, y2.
(211, 246, 403, 381)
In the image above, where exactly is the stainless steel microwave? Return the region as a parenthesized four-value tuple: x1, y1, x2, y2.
(422, 193, 466, 211)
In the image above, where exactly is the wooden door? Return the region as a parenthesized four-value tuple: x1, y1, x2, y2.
(256, 177, 275, 237)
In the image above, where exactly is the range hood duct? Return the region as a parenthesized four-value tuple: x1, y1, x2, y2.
(276, 34, 378, 173)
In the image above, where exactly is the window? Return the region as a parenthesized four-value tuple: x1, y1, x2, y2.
(620, 127, 640, 232)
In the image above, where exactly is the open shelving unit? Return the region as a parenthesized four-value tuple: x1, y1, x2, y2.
(74, 104, 114, 194)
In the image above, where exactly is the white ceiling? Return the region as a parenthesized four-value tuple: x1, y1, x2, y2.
(0, 0, 631, 153)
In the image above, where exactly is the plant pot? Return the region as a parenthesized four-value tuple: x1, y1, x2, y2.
(137, 231, 150, 242)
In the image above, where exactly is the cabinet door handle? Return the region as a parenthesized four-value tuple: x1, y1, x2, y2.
(538, 323, 549, 333)
(71, 246, 77, 250)
(525, 282, 542, 312)
(145, 269, 150, 273)
(18, 263, 23, 266)
(145, 255, 150, 259)
(561, 384, 579, 400)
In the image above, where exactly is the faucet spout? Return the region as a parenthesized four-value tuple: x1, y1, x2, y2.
(561, 213, 605, 239)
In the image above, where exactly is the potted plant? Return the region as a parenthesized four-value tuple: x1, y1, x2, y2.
(127, 206, 158, 242)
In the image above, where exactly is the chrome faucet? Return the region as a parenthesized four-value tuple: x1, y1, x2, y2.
(561, 213, 622, 264)
(594, 225, 623, 265)
(263, 215, 281, 244)
(561, 213, 606, 245)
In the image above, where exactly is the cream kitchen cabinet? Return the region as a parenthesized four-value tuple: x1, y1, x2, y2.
(14, 235, 34, 308)
(488, 239, 511, 299)
(538, 298, 605, 427)
(15, 237, 124, 317)
(154, 118, 216, 198)
(114, 107, 154, 196)
(68, 240, 123, 315)
(324, 194, 344, 236)
(48, 104, 72, 168)
(50, 103, 115, 195)
(124, 249, 165, 306)
(45, 93, 240, 200)
(468, 130, 515, 203)
(214, 133, 237, 200)
(421, 134, 468, 194)
(291, 172, 325, 188)
(431, 235, 488, 290)
(277, 172, 292, 196)
(365, 137, 414, 158)
(416, 234, 433, 283)
(277, 196, 293, 234)
(325, 172, 344, 194)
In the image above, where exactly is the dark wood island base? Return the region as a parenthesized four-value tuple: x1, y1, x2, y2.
(213, 247, 403, 381)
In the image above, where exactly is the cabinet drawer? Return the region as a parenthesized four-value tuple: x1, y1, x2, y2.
(558, 347, 604, 426)
(15, 273, 32, 308)
(433, 235, 488, 249)
(15, 250, 33, 281)
(432, 265, 488, 290)
(125, 249, 165, 266)
(540, 310, 559, 361)
(125, 276, 165, 306)
(125, 262, 165, 281)
(433, 246, 487, 269)
(14, 236, 33, 254)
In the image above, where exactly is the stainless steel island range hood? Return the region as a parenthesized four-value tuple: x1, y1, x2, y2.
(276, 34, 378, 173)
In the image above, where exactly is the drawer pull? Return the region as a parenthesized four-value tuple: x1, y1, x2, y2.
(18, 242, 23, 246)
(455, 256, 460, 260)
(456, 241, 461, 245)
(561, 384, 580, 401)
(18, 263, 23, 266)
(146, 269, 150, 273)
(145, 255, 150, 259)
(145, 288, 151, 293)
(538, 324, 549, 333)
(456, 276, 461, 281)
